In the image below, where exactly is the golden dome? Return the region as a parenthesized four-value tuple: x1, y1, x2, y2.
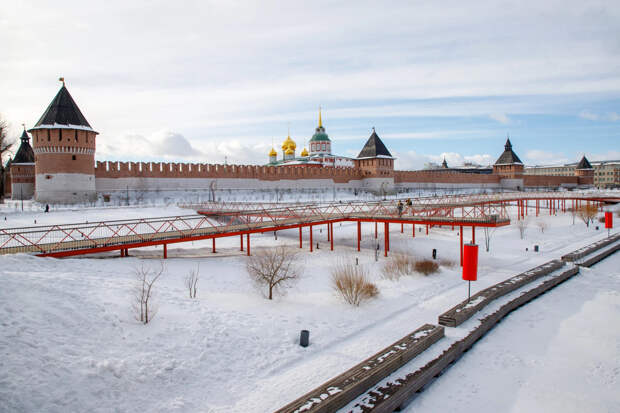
(300, 147, 308, 157)
(281, 135, 296, 151)
(269, 147, 277, 157)
(285, 147, 294, 155)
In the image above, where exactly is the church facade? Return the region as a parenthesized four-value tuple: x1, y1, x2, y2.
(3, 83, 594, 203)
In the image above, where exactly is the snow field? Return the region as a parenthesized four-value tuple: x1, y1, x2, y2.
(0, 203, 617, 412)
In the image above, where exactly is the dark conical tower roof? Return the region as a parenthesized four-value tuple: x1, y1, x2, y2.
(12, 129, 35, 164)
(494, 137, 522, 165)
(29, 84, 97, 133)
(576, 155, 593, 169)
(357, 128, 393, 158)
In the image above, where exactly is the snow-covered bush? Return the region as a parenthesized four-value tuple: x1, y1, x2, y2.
(414, 259, 439, 275)
(331, 263, 378, 306)
(381, 251, 416, 280)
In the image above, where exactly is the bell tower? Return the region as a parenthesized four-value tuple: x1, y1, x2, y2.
(29, 79, 98, 203)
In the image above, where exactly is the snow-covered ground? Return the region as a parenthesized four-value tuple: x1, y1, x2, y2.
(0, 202, 618, 412)
(403, 255, 620, 413)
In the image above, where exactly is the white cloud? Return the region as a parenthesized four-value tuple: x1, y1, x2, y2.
(585, 150, 620, 161)
(579, 110, 620, 122)
(489, 113, 511, 124)
(524, 150, 569, 165)
(393, 150, 494, 170)
(579, 110, 600, 121)
(98, 130, 204, 161)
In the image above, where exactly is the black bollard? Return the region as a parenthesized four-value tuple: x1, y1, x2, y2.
(432, 249, 437, 260)
(534, 245, 539, 252)
(300, 330, 310, 347)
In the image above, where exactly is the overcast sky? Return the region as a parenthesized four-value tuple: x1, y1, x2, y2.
(1, 0, 619, 169)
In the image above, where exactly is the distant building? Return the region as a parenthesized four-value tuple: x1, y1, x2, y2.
(424, 158, 492, 174)
(525, 158, 619, 188)
(266, 108, 355, 168)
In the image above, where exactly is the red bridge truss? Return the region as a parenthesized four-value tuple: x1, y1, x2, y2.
(1, 191, 617, 266)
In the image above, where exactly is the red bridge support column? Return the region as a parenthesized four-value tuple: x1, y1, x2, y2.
(240, 234, 243, 251)
(327, 223, 330, 242)
(163, 243, 167, 259)
(375, 222, 377, 239)
(401, 223, 404, 233)
(384, 222, 389, 257)
(459, 226, 463, 267)
(472, 226, 476, 244)
(330, 223, 334, 251)
(310, 225, 313, 252)
(426, 224, 429, 235)
(412, 223, 415, 238)
(212, 238, 216, 253)
(246, 234, 250, 256)
(357, 221, 361, 251)
(299, 226, 302, 248)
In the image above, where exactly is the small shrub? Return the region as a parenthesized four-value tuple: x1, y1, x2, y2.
(438, 258, 457, 268)
(381, 251, 416, 280)
(331, 263, 379, 306)
(414, 259, 439, 275)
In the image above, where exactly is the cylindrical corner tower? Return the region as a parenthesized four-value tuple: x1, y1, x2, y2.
(29, 82, 98, 203)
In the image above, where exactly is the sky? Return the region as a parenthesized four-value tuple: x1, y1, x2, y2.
(1, 0, 619, 170)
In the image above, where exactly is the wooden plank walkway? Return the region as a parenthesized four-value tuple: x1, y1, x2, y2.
(353, 265, 580, 412)
(273, 324, 445, 413)
(438, 259, 565, 327)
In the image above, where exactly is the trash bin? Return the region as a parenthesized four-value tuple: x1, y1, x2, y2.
(534, 245, 539, 252)
(300, 330, 310, 347)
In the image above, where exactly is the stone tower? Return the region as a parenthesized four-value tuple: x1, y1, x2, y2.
(10, 128, 36, 200)
(29, 81, 98, 203)
(493, 138, 524, 177)
(574, 155, 594, 186)
(355, 128, 394, 176)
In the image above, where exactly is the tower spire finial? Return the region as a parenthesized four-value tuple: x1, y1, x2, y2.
(318, 105, 322, 128)
(58, 76, 65, 86)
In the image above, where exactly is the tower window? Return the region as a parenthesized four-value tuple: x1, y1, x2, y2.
(59, 130, 62, 141)
(72, 155, 76, 160)
(47, 130, 51, 141)
(75, 130, 78, 142)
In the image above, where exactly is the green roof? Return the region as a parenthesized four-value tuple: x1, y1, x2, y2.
(310, 125, 330, 142)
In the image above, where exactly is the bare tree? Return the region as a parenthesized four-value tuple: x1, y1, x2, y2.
(536, 220, 548, 233)
(516, 218, 529, 240)
(568, 207, 577, 225)
(576, 205, 598, 228)
(482, 227, 497, 252)
(0, 115, 15, 198)
(132, 263, 164, 324)
(185, 264, 199, 299)
(246, 246, 301, 300)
